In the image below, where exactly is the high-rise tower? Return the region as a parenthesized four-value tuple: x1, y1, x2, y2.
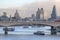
(40, 8, 44, 20)
(36, 8, 40, 21)
(51, 5, 57, 19)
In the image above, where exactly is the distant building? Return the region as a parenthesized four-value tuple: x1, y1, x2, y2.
(9, 10, 21, 21)
(40, 8, 44, 21)
(51, 5, 57, 19)
(36, 8, 40, 21)
(54, 16, 60, 22)
(0, 12, 9, 21)
(48, 5, 57, 21)
(22, 17, 30, 22)
(31, 14, 35, 21)
(14, 10, 21, 21)
(9, 14, 13, 21)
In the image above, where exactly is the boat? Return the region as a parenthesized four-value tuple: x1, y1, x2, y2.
(34, 31, 45, 35)
(3, 28, 15, 31)
(23, 26, 29, 28)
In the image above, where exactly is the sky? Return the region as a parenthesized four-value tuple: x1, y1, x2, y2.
(0, 0, 58, 9)
(0, 0, 60, 19)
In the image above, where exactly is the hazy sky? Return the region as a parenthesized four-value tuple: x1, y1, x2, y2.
(0, 0, 59, 8)
(0, 0, 60, 19)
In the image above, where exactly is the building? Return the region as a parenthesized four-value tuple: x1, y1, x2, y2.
(36, 8, 40, 21)
(9, 14, 12, 21)
(48, 5, 57, 21)
(0, 12, 9, 21)
(51, 5, 57, 19)
(31, 14, 35, 21)
(9, 10, 21, 22)
(40, 8, 44, 21)
(14, 10, 21, 21)
(54, 16, 60, 22)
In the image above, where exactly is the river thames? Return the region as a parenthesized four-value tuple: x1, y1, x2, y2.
(0, 34, 60, 40)
(0, 26, 60, 40)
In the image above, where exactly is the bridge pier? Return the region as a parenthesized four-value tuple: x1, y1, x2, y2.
(51, 26, 57, 35)
(4, 27, 8, 35)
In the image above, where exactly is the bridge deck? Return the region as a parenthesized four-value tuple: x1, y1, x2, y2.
(0, 21, 60, 27)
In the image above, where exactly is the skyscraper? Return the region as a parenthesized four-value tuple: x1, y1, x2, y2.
(40, 8, 44, 20)
(51, 5, 57, 19)
(48, 5, 57, 21)
(36, 8, 40, 21)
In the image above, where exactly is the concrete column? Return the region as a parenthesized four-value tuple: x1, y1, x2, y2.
(4, 27, 8, 35)
(51, 26, 57, 35)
